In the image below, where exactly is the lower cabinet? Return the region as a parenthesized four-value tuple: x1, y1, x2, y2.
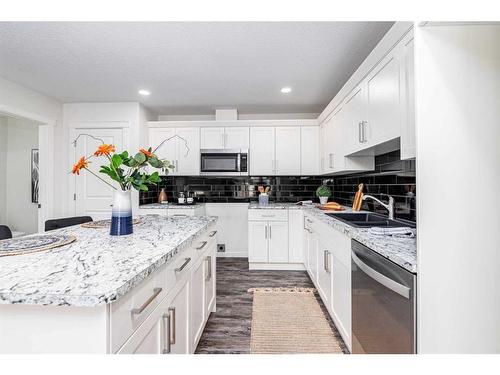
(304, 213, 352, 352)
(117, 227, 217, 354)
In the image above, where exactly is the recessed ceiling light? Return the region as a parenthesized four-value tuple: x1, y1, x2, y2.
(280, 87, 292, 94)
(138, 89, 151, 96)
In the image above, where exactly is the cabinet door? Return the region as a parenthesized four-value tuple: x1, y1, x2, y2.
(190, 256, 205, 351)
(343, 84, 368, 155)
(204, 245, 216, 315)
(400, 35, 415, 160)
(319, 123, 327, 174)
(249, 127, 275, 175)
(268, 221, 289, 263)
(331, 252, 351, 348)
(366, 53, 401, 146)
(300, 127, 320, 175)
(148, 128, 178, 175)
(200, 127, 224, 149)
(225, 127, 249, 149)
(167, 281, 189, 354)
(275, 127, 301, 175)
(288, 210, 304, 263)
(248, 221, 269, 262)
(316, 240, 332, 310)
(307, 229, 318, 283)
(176, 127, 200, 175)
(322, 114, 336, 173)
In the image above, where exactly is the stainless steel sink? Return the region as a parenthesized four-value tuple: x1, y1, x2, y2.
(325, 212, 416, 228)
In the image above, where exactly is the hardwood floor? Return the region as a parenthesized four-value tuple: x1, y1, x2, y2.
(195, 257, 348, 354)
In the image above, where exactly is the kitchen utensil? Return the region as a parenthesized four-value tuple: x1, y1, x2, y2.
(352, 183, 364, 211)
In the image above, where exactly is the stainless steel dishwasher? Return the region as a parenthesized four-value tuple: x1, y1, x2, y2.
(351, 240, 416, 353)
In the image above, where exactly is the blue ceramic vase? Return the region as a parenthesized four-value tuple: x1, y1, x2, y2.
(110, 190, 133, 236)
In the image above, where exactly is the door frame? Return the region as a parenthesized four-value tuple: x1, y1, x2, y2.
(68, 122, 130, 216)
(0, 103, 56, 233)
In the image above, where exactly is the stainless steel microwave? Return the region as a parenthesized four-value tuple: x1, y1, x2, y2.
(200, 149, 249, 176)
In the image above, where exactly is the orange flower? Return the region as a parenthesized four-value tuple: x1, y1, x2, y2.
(139, 148, 154, 158)
(71, 157, 90, 175)
(94, 144, 115, 157)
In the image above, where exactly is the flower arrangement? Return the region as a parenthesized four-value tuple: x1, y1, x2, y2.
(71, 142, 174, 236)
(71, 144, 174, 192)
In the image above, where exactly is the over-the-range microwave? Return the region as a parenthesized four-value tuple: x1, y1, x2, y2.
(200, 149, 248, 176)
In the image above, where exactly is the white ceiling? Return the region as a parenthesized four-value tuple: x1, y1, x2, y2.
(0, 22, 393, 115)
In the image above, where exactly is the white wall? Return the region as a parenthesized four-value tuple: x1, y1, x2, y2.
(0, 117, 7, 223)
(0, 117, 39, 234)
(416, 24, 500, 353)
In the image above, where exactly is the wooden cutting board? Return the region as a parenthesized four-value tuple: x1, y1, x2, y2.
(352, 183, 364, 211)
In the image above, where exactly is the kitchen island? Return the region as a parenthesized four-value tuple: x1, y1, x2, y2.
(0, 214, 218, 354)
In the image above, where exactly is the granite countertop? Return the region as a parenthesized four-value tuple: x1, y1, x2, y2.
(249, 203, 417, 273)
(140, 202, 205, 209)
(0, 215, 217, 306)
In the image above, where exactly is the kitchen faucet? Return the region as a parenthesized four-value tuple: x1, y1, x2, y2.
(362, 194, 395, 220)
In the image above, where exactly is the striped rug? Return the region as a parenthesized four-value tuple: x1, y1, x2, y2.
(248, 287, 344, 354)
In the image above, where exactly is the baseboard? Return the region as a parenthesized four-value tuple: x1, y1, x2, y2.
(216, 252, 247, 258)
(248, 263, 305, 271)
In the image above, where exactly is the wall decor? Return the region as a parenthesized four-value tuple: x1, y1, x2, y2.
(31, 149, 39, 204)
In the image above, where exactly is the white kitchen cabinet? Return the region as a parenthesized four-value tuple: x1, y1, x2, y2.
(200, 127, 225, 149)
(149, 127, 200, 176)
(288, 210, 304, 263)
(249, 127, 275, 175)
(365, 51, 401, 147)
(167, 278, 190, 354)
(190, 255, 206, 351)
(316, 239, 332, 310)
(399, 33, 415, 160)
(304, 216, 318, 283)
(300, 127, 320, 175)
(275, 127, 301, 175)
(201, 127, 249, 150)
(268, 221, 289, 263)
(225, 127, 250, 149)
(331, 251, 351, 348)
(248, 221, 269, 263)
(343, 84, 368, 155)
(204, 247, 216, 316)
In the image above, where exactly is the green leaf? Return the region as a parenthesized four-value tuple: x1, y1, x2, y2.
(134, 152, 146, 164)
(112, 154, 123, 169)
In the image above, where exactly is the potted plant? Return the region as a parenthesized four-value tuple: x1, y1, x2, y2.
(72, 143, 174, 235)
(316, 183, 331, 205)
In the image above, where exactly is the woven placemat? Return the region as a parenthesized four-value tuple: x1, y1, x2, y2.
(81, 218, 142, 228)
(0, 234, 76, 257)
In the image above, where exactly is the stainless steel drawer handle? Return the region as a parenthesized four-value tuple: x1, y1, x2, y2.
(168, 307, 176, 345)
(131, 287, 162, 315)
(205, 256, 212, 281)
(261, 214, 275, 218)
(175, 257, 191, 273)
(172, 214, 188, 217)
(162, 312, 171, 354)
(352, 251, 410, 299)
(358, 122, 363, 143)
(196, 241, 208, 250)
(209, 230, 217, 237)
(324, 250, 331, 273)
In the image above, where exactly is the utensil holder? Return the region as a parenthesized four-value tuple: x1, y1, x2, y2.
(259, 193, 269, 206)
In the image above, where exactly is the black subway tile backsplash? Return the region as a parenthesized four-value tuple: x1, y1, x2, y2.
(139, 150, 416, 222)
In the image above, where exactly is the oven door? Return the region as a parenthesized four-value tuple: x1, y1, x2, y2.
(200, 149, 242, 175)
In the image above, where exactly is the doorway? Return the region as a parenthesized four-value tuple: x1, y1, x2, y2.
(0, 113, 43, 235)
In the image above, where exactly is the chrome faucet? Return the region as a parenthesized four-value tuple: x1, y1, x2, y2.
(362, 195, 395, 220)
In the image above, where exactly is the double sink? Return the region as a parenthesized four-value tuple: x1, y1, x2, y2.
(326, 212, 416, 229)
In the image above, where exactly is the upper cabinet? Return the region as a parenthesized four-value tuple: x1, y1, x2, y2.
(149, 127, 200, 176)
(275, 127, 301, 175)
(399, 33, 415, 160)
(200, 127, 249, 150)
(300, 127, 320, 175)
(249, 127, 275, 175)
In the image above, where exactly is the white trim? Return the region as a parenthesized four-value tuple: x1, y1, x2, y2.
(216, 251, 247, 258)
(0, 104, 56, 128)
(67, 121, 131, 129)
(249, 263, 305, 271)
(147, 119, 318, 129)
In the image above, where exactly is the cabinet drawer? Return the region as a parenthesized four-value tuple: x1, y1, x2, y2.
(248, 209, 288, 222)
(110, 263, 168, 353)
(168, 209, 196, 217)
(138, 208, 168, 216)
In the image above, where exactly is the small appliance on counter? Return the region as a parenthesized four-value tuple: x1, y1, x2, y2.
(174, 191, 197, 205)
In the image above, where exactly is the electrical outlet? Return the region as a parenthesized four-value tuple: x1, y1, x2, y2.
(217, 244, 225, 253)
